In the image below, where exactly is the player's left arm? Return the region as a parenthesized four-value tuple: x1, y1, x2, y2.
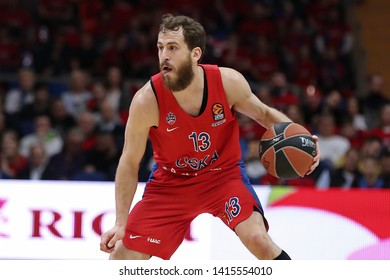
(220, 67, 319, 175)
(220, 67, 290, 129)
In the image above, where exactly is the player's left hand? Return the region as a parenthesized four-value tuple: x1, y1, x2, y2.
(306, 135, 320, 175)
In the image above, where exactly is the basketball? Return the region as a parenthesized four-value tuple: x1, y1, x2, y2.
(259, 122, 317, 179)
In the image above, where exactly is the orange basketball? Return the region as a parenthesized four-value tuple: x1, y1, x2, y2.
(259, 122, 317, 179)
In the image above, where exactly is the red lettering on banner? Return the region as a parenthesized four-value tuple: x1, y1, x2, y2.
(30, 209, 196, 241)
(32, 210, 63, 238)
(31, 209, 115, 239)
(73, 211, 83, 238)
(92, 211, 112, 236)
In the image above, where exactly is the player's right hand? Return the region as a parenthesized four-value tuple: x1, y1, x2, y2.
(99, 225, 125, 253)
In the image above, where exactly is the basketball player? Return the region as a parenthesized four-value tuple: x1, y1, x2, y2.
(100, 14, 320, 260)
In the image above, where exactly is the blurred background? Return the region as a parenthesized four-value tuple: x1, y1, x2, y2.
(0, 0, 390, 260)
(0, 0, 390, 187)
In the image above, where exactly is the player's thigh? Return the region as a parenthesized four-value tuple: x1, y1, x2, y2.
(110, 240, 151, 260)
(211, 177, 265, 230)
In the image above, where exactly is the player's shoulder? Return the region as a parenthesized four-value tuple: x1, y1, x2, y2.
(219, 67, 244, 79)
(219, 67, 246, 85)
(218, 67, 249, 92)
(132, 81, 157, 107)
(127, 81, 159, 126)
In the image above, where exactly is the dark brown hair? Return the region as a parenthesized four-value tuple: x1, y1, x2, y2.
(159, 14, 206, 59)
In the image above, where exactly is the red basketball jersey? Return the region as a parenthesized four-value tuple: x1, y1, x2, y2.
(149, 64, 242, 184)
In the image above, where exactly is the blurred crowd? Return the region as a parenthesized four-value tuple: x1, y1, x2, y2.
(0, 0, 389, 188)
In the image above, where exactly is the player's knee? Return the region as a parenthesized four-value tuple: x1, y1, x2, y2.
(240, 230, 269, 248)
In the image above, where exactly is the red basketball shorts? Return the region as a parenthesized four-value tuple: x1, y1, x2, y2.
(122, 174, 267, 260)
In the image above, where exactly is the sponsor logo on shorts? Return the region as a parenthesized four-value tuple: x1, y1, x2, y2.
(129, 235, 142, 239)
(147, 237, 161, 244)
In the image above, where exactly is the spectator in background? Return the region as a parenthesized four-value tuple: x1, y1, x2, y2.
(45, 127, 87, 180)
(0, 26, 21, 72)
(19, 82, 51, 135)
(360, 136, 383, 159)
(3, 68, 36, 131)
(290, 44, 318, 88)
(76, 110, 97, 151)
(344, 95, 368, 132)
(68, 32, 99, 74)
(0, 130, 27, 178)
(321, 89, 344, 126)
(279, 17, 313, 81)
(61, 69, 92, 119)
(285, 104, 307, 128)
(19, 115, 63, 158)
(339, 119, 365, 148)
(362, 74, 389, 129)
(314, 4, 354, 87)
(315, 6, 354, 57)
(255, 86, 274, 107)
(99, 34, 130, 77)
(41, 30, 71, 76)
(0, 94, 4, 114)
(222, 34, 253, 78)
(269, 71, 299, 111)
(301, 85, 323, 129)
(96, 100, 125, 149)
(105, 65, 131, 117)
(237, 113, 266, 159)
(318, 47, 346, 92)
(367, 103, 390, 148)
(379, 150, 390, 188)
(316, 147, 361, 189)
(37, 0, 76, 28)
(87, 81, 107, 114)
(48, 98, 76, 137)
(316, 113, 350, 169)
(357, 156, 384, 189)
(85, 131, 121, 181)
(245, 139, 267, 184)
(17, 143, 53, 180)
(250, 36, 279, 82)
(0, 112, 6, 140)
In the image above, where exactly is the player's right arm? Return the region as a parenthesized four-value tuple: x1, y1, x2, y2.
(100, 82, 158, 253)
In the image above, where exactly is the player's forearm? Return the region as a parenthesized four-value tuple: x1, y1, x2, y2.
(114, 160, 139, 228)
(263, 107, 291, 129)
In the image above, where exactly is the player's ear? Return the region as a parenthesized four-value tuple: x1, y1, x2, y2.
(192, 47, 202, 62)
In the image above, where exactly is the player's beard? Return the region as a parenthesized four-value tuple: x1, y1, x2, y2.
(162, 55, 194, 92)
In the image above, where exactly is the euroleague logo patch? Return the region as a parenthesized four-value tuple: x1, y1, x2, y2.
(211, 103, 226, 127)
(212, 103, 224, 120)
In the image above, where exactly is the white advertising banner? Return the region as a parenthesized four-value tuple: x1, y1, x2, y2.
(0, 180, 389, 260)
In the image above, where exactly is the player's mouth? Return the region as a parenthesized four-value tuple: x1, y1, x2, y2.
(161, 65, 173, 75)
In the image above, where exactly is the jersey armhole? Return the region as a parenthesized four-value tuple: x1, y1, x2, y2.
(149, 79, 159, 129)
